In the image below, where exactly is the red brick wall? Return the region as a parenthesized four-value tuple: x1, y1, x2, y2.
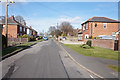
(2, 25, 18, 38)
(8, 38, 28, 42)
(84, 39, 115, 50)
(89, 22, 118, 37)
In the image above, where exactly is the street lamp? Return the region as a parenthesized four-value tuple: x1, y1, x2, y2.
(5, 0, 15, 47)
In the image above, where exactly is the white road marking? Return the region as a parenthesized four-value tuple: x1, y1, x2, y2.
(90, 75, 94, 78)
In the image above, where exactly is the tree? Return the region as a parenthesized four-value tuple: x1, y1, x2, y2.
(15, 16, 25, 24)
(55, 29, 62, 38)
(59, 21, 73, 35)
(49, 26, 56, 33)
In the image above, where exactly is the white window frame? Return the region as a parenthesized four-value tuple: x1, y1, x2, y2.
(104, 23, 107, 29)
(85, 34, 89, 39)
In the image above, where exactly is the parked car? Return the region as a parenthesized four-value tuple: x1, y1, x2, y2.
(43, 37, 48, 41)
(63, 36, 66, 40)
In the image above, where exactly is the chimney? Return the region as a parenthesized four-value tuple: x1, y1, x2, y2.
(10, 16, 15, 20)
(23, 22, 26, 26)
(29, 26, 32, 28)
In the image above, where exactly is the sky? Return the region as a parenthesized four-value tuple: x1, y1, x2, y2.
(0, 1, 119, 33)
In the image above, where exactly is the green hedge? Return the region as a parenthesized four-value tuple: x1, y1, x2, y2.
(86, 40, 92, 47)
(19, 34, 36, 41)
(2, 35, 7, 48)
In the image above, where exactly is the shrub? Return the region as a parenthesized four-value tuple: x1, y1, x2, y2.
(86, 40, 92, 47)
(81, 44, 90, 49)
(2, 35, 7, 48)
(96, 36, 99, 39)
(89, 36, 94, 39)
(22, 34, 30, 38)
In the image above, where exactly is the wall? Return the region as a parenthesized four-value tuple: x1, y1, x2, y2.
(8, 38, 28, 42)
(89, 22, 119, 37)
(84, 39, 115, 50)
(2, 25, 18, 38)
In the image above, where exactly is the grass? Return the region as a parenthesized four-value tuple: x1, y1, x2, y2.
(2, 42, 36, 57)
(64, 44, 119, 60)
(35, 39, 43, 42)
(108, 65, 120, 72)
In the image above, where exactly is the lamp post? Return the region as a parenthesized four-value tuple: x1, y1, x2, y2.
(5, 0, 15, 47)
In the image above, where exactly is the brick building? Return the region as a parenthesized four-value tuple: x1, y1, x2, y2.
(0, 16, 38, 38)
(78, 17, 120, 41)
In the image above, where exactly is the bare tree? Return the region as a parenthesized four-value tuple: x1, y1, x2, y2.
(59, 21, 73, 35)
(15, 16, 25, 24)
(49, 26, 56, 33)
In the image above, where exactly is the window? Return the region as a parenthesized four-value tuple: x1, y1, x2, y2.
(78, 34, 83, 40)
(2, 25, 5, 29)
(24, 28, 26, 32)
(104, 23, 107, 29)
(95, 23, 97, 27)
(86, 23, 88, 29)
(20, 33, 22, 36)
(83, 24, 85, 30)
(20, 26, 22, 31)
(85, 34, 89, 39)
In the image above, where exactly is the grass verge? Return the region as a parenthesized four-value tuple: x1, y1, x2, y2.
(2, 42, 36, 57)
(35, 39, 43, 42)
(108, 65, 120, 72)
(64, 44, 119, 60)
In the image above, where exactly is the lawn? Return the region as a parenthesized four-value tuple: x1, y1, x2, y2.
(64, 44, 119, 60)
(2, 42, 36, 57)
(108, 65, 120, 72)
(35, 39, 43, 42)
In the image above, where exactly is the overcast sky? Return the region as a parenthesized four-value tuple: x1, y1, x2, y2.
(1, 1, 119, 33)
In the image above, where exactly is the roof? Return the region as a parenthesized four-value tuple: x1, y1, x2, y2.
(0, 18, 18, 25)
(81, 17, 120, 25)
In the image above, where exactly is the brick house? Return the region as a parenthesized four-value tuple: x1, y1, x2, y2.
(1, 16, 38, 38)
(27, 26, 38, 38)
(78, 17, 120, 41)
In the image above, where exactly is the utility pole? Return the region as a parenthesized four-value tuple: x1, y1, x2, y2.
(5, 0, 15, 47)
(5, 0, 8, 47)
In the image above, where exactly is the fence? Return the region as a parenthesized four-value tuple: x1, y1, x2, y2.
(8, 38, 28, 42)
(84, 39, 118, 50)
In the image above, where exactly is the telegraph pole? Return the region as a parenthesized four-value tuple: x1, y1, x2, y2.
(5, 0, 8, 47)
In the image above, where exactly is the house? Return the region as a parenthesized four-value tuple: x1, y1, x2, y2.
(0, 16, 38, 38)
(78, 17, 120, 41)
(27, 26, 38, 38)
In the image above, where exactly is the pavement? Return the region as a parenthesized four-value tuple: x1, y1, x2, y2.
(1, 39, 101, 79)
(61, 43, 119, 78)
(60, 40, 84, 44)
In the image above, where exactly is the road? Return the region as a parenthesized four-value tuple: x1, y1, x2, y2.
(2, 39, 98, 79)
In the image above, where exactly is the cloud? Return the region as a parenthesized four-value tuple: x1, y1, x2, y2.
(57, 16, 84, 24)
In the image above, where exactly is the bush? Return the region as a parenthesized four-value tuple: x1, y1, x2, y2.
(2, 35, 7, 48)
(86, 40, 92, 47)
(89, 36, 94, 39)
(80, 44, 90, 49)
(96, 36, 99, 39)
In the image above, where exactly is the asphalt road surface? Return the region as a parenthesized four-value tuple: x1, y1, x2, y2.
(8, 39, 97, 78)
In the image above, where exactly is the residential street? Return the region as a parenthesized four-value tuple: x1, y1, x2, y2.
(2, 39, 98, 79)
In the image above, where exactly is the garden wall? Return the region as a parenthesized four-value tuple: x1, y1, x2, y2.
(8, 38, 28, 42)
(84, 39, 117, 50)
